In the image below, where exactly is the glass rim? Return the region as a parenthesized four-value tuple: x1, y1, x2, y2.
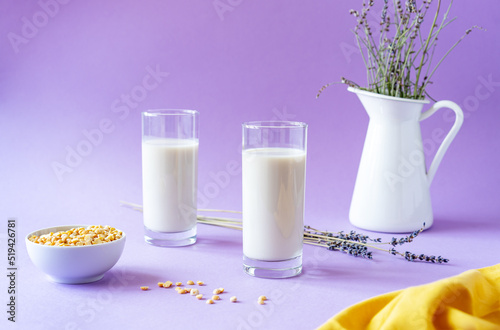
(142, 109, 199, 116)
(242, 121, 307, 129)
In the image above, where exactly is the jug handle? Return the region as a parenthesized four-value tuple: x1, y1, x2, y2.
(420, 101, 464, 185)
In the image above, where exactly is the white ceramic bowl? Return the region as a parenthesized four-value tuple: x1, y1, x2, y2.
(26, 225, 126, 284)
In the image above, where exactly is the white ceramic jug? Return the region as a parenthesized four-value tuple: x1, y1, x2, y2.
(348, 87, 464, 233)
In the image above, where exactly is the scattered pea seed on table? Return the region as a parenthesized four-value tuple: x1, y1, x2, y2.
(139, 280, 248, 306)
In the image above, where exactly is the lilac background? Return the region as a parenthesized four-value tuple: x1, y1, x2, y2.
(1, 0, 499, 329)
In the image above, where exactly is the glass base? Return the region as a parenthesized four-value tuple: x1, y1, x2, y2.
(243, 255, 302, 278)
(144, 226, 196, 247)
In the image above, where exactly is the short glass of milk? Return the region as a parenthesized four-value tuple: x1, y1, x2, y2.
(142, 110, 199, 247)
(242, 121, 307, 278)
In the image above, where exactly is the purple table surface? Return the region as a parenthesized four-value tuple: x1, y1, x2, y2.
(1, 1, 499, 329)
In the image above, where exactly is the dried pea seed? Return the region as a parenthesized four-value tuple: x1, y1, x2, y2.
(29, 226, 123, 246)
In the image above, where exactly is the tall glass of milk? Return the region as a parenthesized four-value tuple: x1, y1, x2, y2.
(142, 110, 199, 247)
(242, 121, 307, 278)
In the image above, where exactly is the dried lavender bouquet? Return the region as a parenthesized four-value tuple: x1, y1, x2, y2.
(121, 201, 449, 264)
(318, 0, 481, 100)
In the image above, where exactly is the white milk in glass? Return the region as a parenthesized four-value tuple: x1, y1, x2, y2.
(142, 138, 198, 233)
(242, 147, 306, 261)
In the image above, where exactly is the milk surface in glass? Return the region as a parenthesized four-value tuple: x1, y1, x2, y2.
(242, 147, 306, 261)
(142, 138, 198, 232)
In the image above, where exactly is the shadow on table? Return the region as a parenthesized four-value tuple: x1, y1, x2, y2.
(84, 267, 160, 291)
(429, 216, 500, 234)
(193, 236, 242, 251)
(300, 247, 377, 280)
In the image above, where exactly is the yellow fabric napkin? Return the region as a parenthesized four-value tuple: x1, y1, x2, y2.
(318, 264, 500, 330)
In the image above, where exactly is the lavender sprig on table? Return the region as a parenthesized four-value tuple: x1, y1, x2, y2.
(304, 224, 449, 263)
(120, 201, 449, 264)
